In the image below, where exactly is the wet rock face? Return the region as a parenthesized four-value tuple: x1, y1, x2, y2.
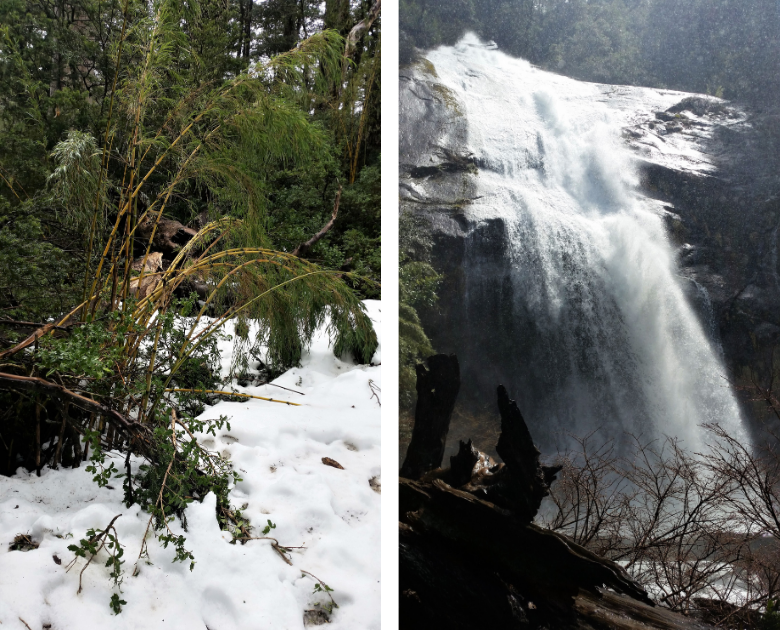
(399, 60, 489, 428)
(635, 109, 780, 434)
(399, 59, 476, 211)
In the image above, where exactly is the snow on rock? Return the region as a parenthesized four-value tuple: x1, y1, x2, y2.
(0, 301, 382, 630)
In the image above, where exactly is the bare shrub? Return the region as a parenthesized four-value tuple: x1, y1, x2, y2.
(540, 428, 780, 626)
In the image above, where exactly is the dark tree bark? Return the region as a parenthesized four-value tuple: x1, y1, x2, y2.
(448, 439, 480, 487)
(487, 384, 562, 522)
(324, 0, 350, 33)
(242, 0, 253, 60)
(238, 0, 246, 57)
(400, 353, 460, 480)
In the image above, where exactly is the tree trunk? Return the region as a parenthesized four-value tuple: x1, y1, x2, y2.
(399, 369, 713, 630)
(242, 0, 253, 60)
(324, 0, 350, 34)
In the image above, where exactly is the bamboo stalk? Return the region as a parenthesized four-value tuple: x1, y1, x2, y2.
(35, 403, 41, 476)
(165, 389, 300, 406)
(82, 0, 131, 309)
(139, 317, 165, 424)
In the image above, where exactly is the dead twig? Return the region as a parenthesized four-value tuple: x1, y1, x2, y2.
(266, 382, 305, 396)
(368, 379, 380, 406)
(65, 513, 122, 594)
(236, 536, 306, 565)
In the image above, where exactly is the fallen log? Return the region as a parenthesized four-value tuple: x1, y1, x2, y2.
(399, 361, 716, 630)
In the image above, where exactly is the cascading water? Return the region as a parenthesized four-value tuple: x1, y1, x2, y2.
(423, 35, 745, 452)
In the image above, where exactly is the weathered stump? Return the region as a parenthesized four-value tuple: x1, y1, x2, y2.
(136, 217, 197, 255)
(400, 354, 460, 479)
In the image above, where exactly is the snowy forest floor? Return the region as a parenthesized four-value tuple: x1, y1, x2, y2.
(0, 301, 382, 630)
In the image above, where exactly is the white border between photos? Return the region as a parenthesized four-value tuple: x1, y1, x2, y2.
(380, 1, 400, 627)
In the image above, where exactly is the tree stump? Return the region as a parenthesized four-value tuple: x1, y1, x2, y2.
(400, 354, 460, 479)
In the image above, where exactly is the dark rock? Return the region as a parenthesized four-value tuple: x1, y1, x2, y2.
(635, 106, 780, 436)
(655, 110, 677, 122)
(667, 96, 727, 117)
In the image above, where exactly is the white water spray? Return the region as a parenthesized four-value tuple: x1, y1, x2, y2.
(426, 35, 744, 450)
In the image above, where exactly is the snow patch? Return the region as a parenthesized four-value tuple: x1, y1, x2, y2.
(0, 301, 381, 629)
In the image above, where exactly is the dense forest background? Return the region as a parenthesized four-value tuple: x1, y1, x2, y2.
(400, 0, 780, 105)
(0, 0, 381, 325)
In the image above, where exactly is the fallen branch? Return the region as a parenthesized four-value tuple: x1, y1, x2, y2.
(291, 186, 342, 259)
(0, 322, 58, 359)
(0, 373, 146, 435)
(0, 320, 77, 331)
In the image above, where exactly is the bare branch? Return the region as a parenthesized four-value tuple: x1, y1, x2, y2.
(291, 186, 342, 259)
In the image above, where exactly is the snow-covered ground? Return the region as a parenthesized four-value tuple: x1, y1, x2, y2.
(0, 301, 382, 630)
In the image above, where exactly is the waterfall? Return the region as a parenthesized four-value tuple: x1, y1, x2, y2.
(425, 35, 745, 452)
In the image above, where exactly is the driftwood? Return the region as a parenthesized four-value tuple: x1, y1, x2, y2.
(400, 354, 460, 479)
(399, 360, 715, 630)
